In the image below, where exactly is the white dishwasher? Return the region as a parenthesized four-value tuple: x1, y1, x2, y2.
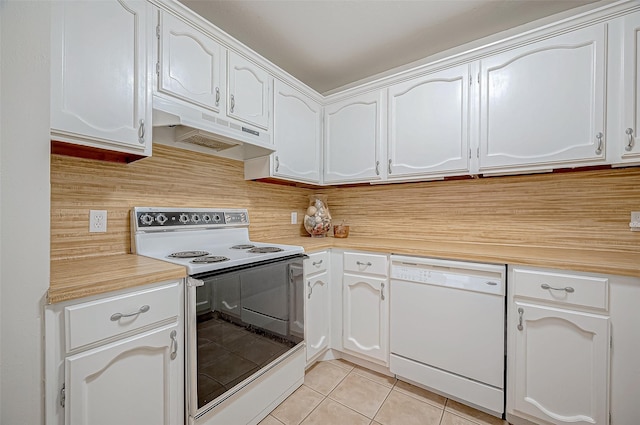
(389, 255, 506, 417)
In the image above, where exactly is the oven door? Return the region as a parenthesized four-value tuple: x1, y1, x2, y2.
(185, 255, 306, 422)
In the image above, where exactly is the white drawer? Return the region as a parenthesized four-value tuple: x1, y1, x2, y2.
(304, 251, 329, 274)
(65, 280, 181, 352)
(512, 268, 608, 310)
(344, 252, 388, 276)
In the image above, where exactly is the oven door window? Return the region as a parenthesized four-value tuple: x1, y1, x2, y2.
(195, 259, 304, 409)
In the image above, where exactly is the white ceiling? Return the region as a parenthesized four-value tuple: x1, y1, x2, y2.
(179, 0, 605, 94)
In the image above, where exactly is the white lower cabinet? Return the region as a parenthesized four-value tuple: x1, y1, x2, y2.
(304, 252, 330, 364)
(507, 267, 610, 425)
(342, 252, 389, 365)
(45, 280, 184, 425)
(65, 323, 181, 425)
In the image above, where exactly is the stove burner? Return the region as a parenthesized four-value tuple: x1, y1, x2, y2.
(231, 244, 256, 250)
(190, 256, 230, 264)
(168, 250, 210, 258)
(248, 247, 284, 254)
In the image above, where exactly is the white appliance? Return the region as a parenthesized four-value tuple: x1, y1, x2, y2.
(131, 207, 306, 425)
(389, 255, 506, 417)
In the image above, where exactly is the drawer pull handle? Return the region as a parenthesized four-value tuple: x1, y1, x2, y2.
(517, 307, 524, 331)
(485, 281, 498, 286)
(110, 304, 150, 321)
(380, 282, 385, 300)
(541, 283, 575, 293)
(312, 260, 323, 266)
(356, 261, 372, 267)
(170, 330, 178, 360)
(308, 281, 312, 299)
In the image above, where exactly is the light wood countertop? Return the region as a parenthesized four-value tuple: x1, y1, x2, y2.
(262, 236, 640, 279)
(49, 254, 187, 304)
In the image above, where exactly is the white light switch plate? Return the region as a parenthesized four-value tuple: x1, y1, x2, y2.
(90, 210, 107, 233)
(291, 212, 297, 225)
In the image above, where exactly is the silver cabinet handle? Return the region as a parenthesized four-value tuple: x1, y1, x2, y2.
(356, 261, 372, 266)
(275, 155, 280, 172)
(110, 304, 150, 321)
(312, 260, 323, 266)
(215, 87, 220, 106)
(138, 119, 145, 144)
(170, 330, 178, 360)
(375, 160, 380, 175)
(380, 282, 385, 300)
(388, 159, 393, 175)
(517, 307, 524, 331)
(625, 128, 634, 151)
(485, 281, 498, 286)
(230, 94, 235, 113)
(595, 132, 603, 155)
(307, 281, 312, 299)
(541, 283, 575, 293)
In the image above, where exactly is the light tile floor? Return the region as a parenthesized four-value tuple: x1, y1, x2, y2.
(260, 359, 510, 425)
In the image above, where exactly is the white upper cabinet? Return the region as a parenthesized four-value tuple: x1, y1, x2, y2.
(273, 80, 322, 183)
(387, 64, 471, 180)
(51, 0, 152, 156)
(158, 11, 225, 114)
(478, 24, 607, 174)
(612, 11, 640, 164)
(228, 51, 272, 130)
(324, 91, 385, 184)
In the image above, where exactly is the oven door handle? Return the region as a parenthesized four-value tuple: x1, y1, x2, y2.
(187, 277, 204, 287)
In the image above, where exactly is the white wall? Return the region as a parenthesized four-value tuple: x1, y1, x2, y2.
(0, 2, 51, 424)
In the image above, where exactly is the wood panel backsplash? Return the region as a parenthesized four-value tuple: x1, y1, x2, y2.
(51, 145, 313, 260)
(325, 168, 640, 253)
(52, 144, 640, 260)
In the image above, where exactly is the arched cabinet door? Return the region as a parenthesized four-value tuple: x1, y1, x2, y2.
(324, 91, 385, 184)
(512, 302, 609, 425)
(479, 24, 607, 174)
(227, 51, 272, 130)
(387, 63, 471, 180)
(51, 0, 152, 155)
(305, 271, 329, 362)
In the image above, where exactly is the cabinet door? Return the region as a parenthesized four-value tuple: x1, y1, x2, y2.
(512, 302, 609, 425)
(51, 0, 151, 154)
(343, 274, 388, 364)
(388, 64, 470, 179)
(305, 271, 330, 363)
(479, 24, 606, 174)
(620, 12, 640, 162)
(324, 91, 385, 184)
(228, 52, 272, 130)
(65, 323, 182, 425)
(158, 11, 225, 114)
(273, 80, 322, 183)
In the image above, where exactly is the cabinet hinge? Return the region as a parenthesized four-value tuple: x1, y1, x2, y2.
(476, 147, 480, 158)
(610, 333, 613, 350)
(469, 75, 472, 86)
(60, 383, 66, 408)
(156, 24, 160, 39)
(468, 148, 471, 159)
(477, 73, 480, 84)
(156, 62, 160, 75)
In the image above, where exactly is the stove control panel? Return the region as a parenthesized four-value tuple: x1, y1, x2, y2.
(132, 208, 249, 230)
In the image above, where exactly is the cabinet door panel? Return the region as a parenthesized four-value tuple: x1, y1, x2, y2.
(513, 302, 609, 425)
(159, 12, 224, 113)
(479, 25, 606, 173)
(324, 92, 384, 183)
(66, 324, 181, 425)
(51, 0, 150, 150)
(306, 271, 329, 362)
(228, 52, 271, 129)
(388, 64, 470, 178)
(273, 80, 322, 183)
(621, 12, 640, 161)
(343, 274, 388, 363)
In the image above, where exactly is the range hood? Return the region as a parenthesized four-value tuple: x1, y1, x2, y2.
(152, 95, 275, 161)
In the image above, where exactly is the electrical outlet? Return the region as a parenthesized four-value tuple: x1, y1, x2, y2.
(90, 210, 107, 233)
(632, 211, 640, 223)
(291, 212, 297, 225)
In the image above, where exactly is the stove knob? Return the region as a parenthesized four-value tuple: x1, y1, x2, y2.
(156, 214, 168, 225)
(140, 214, 154, 225)
(212, 214, 221, 222)
(201, 214, 211, 223)
(179, 213, 190, 224)
(191, 214, 201, 223)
